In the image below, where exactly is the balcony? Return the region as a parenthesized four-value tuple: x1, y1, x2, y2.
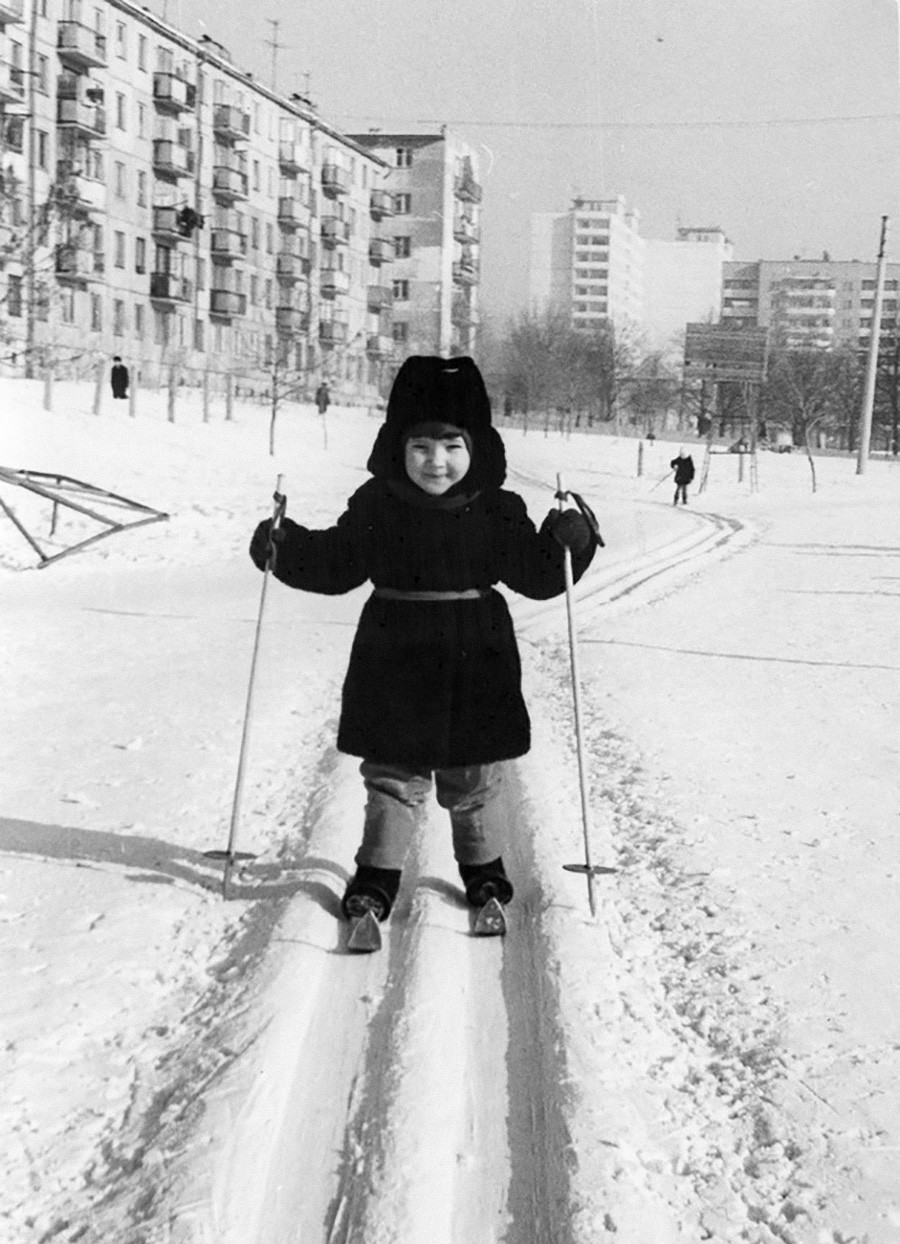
(56, 98, 106, 138)
(57, 21, 107, 71)
(153, 72, 196, 114)
(367, 284, 393, 313)
(210, 289, 247, 318)
(320, 216, 351, 247)
(276, 253, 310, 283)
(452, 258, 479, 286)
(366, 334, 394, 359)
(276, 306, 310, 336)
(321, 164, 349, 198)
(150, 272, 192, 303)
(153, 140, 193, 179)
(369, 189, 395, 221)
(0, 0, 24, 23)
(0, 61, 24, 104)
(212, 165, 248, 202)
(152, 205, 181, 239)
(320, 269, 350, 299)
(368, 237, 395, 267)
(55, 243, 103, 282)
(278, 142, 306, 175)
(210, 227, 248, 262)
(55, 163, 103, 217)
(213, 103, 250, 142)
(277, 197, 304, 230)
(319, 319, 349, 345)
(453, 216, 480, 245)
(454, 172, 483, 204)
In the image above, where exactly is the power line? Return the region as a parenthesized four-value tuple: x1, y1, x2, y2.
(336, 111, 899, 133)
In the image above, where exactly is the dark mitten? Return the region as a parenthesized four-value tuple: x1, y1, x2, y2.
(546, 508, 592, 554)
(249, 518, 287, 570)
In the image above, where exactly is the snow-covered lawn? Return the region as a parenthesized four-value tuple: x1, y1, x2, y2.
(1, 377, 898, 1242)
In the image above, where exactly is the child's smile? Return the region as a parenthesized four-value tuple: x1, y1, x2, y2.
(404, 434, 471, 495)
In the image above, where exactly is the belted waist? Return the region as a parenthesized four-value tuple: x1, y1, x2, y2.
(372, 587, 489, 601)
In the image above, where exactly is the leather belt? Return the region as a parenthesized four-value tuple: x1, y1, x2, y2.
(373, 587, 488, 601)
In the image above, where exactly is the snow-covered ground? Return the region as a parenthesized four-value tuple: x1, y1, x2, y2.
(1, 376, 898, 1243)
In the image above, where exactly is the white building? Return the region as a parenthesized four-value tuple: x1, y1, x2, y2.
(643, 226, 732, 355)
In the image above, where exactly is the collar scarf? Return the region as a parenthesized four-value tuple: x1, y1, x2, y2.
(385, 477, 482, 510)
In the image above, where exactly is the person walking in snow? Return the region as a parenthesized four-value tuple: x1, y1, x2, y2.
(249, 355, 600, 925)
(315, 381, 330, 416)
(110, 356, 129, 400)
(671, 447, 695, 505)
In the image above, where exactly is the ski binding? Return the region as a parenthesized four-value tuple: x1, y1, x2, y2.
(473, 896, 507, 937)
(347, 909, 382, 953)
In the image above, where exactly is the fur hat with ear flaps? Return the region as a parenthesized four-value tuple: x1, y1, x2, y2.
(367, 355, 507, 491)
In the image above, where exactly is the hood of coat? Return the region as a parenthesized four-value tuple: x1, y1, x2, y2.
(367, 355, 507, 494)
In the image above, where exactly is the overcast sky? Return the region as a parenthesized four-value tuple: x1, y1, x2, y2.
(165, 0, 899, 318)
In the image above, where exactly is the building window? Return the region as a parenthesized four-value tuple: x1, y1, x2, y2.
(137, 102, 146, 138)
(90, 292, 102, 330)
(36, 130, 48, 170)
(394, 193, 412, 215)
(252, 160, 260, 192)
(138, 34, 147, 70)
(135, 303, 145, 337)
(7, 275, 22, 317)
(194, 318, 204, 350)
(196, 258, 205, 290)
(5, 117, 24, 153)
(136, 170, 147, 206)
(392, 322, 408, 342)
(392, 278, 409, 300)
(60, 289, 75, 324)
(113, 298, 125, 336)
(35, 54, 49, 94)
(154, 308, 169, 345)
(114, 230, 125, 268)
(264, 279, 272, 309)
(115, 21, 126, 58)
(250, 216, 260, 251)
(394, 236, 411, 259)
(116, 92, 126, 130)
(135, 237, 146, 274)
(114, 161, 126, 198)
(250, 274, 258, 305)
(395, 147, 413, 167)
(265, 222, 274, 253)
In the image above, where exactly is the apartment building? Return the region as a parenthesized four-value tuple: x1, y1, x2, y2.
(528, 195, 645, 337)
(0, 0, 403, 401)
(722, 259, 900, 352)
(348, 130, 482, 360)
(643, 226, 732, 354)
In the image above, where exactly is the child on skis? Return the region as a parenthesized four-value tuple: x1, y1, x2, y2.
(249, 355, 599, 924)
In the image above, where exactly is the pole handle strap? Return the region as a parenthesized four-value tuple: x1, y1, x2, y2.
(267, 483, 288, 569)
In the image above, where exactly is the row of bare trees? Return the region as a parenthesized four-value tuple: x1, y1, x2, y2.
(473, 305, 900, 454)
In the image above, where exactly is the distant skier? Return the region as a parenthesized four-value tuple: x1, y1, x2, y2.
(249, 355, 600, 927)
(671, 447, 695, 505)
(110, 356, 129, 400)
(315, 381, 330, 415)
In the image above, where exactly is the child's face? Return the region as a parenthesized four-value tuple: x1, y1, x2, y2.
(404, 432, 471, 495)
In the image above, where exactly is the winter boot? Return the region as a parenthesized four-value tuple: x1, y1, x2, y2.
(341, 866, 402, 922)
(459, 857, 514, 908)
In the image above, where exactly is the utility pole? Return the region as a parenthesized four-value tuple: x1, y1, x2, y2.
(857, 215, 889, 474)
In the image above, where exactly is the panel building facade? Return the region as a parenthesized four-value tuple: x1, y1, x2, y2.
(0, 0, 430, 402)
(348, 130, 482, 361)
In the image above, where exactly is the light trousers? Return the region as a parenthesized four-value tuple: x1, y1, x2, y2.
(356, 760, 504, 871)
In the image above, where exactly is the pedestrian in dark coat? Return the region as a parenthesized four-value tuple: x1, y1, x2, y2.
(249, 355, 600, 922)
(315, 381, 330, 415)
(110, 356, 129, 400)
(671, 447, 695, 505)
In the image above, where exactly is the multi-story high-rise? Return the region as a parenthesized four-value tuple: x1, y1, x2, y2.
(643, 226, 732, 353)
(348, 129, 482, 360)
(0, 0, 413, 402)
(722, 259, 900, 352)
(529, 195, 645, 337)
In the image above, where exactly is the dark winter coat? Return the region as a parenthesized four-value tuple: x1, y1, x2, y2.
(110, 362, 129, 399)
(267, 479, 595, 768)
(671, 454, 695, 485)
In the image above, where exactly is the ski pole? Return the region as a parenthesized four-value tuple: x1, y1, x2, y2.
(556, 472, 602, 917)
(649, 467, 675, 492)
(207, 476, 286, 899)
